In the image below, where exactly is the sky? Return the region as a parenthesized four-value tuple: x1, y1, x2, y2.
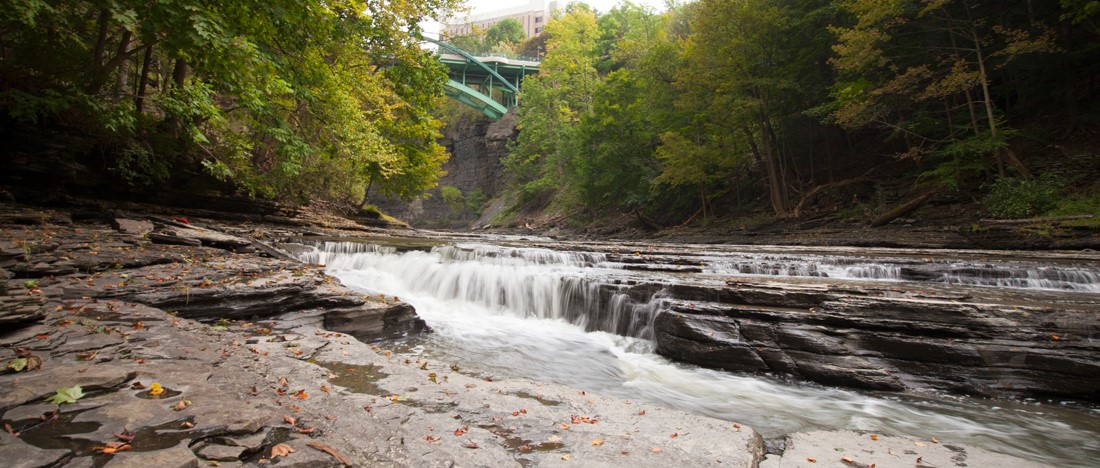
(420, 0, 669, 39)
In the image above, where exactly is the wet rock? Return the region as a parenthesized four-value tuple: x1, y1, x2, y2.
(654, 280, 1100, 400)
(195, 441, 248, 462)
(765, 429, 1044, 468)
(150, 221, 252, 252)
(0, 432, 71, 468)
(323, 302, 428, 342)
(106, 439, 199, 468)
(111, 218, 154, 235)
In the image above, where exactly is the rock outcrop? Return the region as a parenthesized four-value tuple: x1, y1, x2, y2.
(655, 278, 1100, 401)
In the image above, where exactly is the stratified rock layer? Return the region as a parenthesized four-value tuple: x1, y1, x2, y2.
(655, 278, 1100, 400)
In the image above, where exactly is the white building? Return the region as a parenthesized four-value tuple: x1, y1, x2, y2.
(443, 0, 561, 40)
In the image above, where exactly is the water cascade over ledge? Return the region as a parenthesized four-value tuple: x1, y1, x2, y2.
(295, 237, 1100, 467)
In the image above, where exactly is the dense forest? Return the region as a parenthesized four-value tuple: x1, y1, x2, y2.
(0, 0, 459, 204)
(480, 0, 1100, 227)
(2, 0, 1099, 228)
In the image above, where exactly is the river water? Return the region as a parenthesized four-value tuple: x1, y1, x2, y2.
(297, 236, 1100, 467)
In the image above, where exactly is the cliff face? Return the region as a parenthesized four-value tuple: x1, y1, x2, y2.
(377, 112, 517, 228)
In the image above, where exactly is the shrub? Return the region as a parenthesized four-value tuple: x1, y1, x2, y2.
(983, 176, 1063, 219)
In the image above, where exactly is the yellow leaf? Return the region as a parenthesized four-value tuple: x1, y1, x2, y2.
(149, 383, 165, 396)
(591, 439, 605, 446)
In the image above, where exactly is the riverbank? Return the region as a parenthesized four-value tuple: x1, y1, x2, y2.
(0, 201, 1053, 467)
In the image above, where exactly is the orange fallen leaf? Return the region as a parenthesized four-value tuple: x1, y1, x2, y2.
(592, 439, 605, 446)
(870, 434, 879, 441)
(131, 321, 144, 330)
(806, 457, 817, 463)
(424, 435, 441, 442)
(96, 442, 132, 454)
(292, 390, 308, 400)
(638, 410, 646, 415)
(670, 433, 678, 438)
(465, 442, 480, 449)
(271, 443, 296, 458)
(1051, 334, 1061, 341)
(180, 421, 194, 429)
(454, 427, 468, 436)
(320, 385, 330, 393)
(295, 427, 315, 434)
(283, 415, 297, 425)
(279, 377, 289, 387)
(291, 349, 302, 356)
(841, 455, 855, 463)
(35, 333, 49, 340)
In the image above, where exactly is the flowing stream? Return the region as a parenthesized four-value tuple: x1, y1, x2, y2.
(297, 237, 1100, 467)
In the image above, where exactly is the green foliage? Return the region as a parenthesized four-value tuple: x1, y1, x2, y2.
(46, 385, 85, 405)
(1, 0, 458, 205)
(6, 358, 27, 372)
(983, 176, 1065, 219)
(440, 186, 465, 211)
(466, 188, 489, 214)
(486, 19, 526, 47)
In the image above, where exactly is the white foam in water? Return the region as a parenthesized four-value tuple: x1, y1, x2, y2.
(301, 241, 1100, 467)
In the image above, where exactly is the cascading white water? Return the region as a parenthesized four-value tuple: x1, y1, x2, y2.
(298, 239, 1100, 467)
(300, 241, 661, 339)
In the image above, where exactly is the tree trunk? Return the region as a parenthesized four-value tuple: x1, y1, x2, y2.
(135, 44, 154, 113)
(172, 58, 188, 89)
(972, 28, 1030, 178)
(743, 126, 788, 218)
(114, 30, 132, 97)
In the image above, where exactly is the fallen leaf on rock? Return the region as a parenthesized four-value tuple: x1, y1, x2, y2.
(95, 442, 132, 454)
(35, 333, 49, 340)
(131, 382, 146, 390)
(870, 434, 879, 441)
(931, 436, 939, 443)
(806, 457, 817, 463)
(560, 423, 571, 430)
(454, 427, 468, 436)
(114, 428, 136, 443)
(670, 433, 678, 438)
(271, 443, 295, 458)
(131, 321, 144, 330)
(841, 455, 855, 463)
(561, 454, 572, 461)
(4, 423, 16, 436)
(181, 421, 195, 429)
(171, 400, 192, 411)
(306, 442, 352, 466)
(292, 390, 308, 400)
(465, 442, 479, 449)
(149, 383, 165, 396)
(279, 377, 289, 387)
(295, 427, 315, 434)
(592, 439, 605, 446)
(733, 423, 742, 430)
(46, 385, 84, 405)
(291, 349, 302, 356)
(320, 385, 330, 393)
(519, 444, 531, 452)
(283, 415, 297, 425)
(650, 447, 663, 453)
(424, 435, 440, 442)
(76, 351, 98, 361)
(913, 441, 927, 447)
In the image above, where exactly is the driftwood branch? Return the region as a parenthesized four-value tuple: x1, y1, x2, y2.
(979, 214, 1093, 225)
(869, 190, 938, 228)
(792, 177, 873, 218)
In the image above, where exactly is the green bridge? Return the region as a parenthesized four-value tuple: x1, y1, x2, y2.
(429, 39, 540, 121)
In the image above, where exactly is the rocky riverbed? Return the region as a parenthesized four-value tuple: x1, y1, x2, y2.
(0, 202, 1051, 467)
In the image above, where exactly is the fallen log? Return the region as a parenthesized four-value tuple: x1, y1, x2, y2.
(869, 190, 937, 228)
(979, 214, 1094, 225)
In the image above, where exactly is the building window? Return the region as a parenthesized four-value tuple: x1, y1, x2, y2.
(535, 27, 542, 34)
(535, 16, 542, 23)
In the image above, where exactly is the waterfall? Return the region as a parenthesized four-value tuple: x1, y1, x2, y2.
(298, 241, 663, 340)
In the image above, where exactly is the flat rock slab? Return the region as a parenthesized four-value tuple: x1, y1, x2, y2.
(762, 429, 1044, 468)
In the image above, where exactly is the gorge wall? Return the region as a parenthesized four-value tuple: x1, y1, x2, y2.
(376, 112, 517, 228)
